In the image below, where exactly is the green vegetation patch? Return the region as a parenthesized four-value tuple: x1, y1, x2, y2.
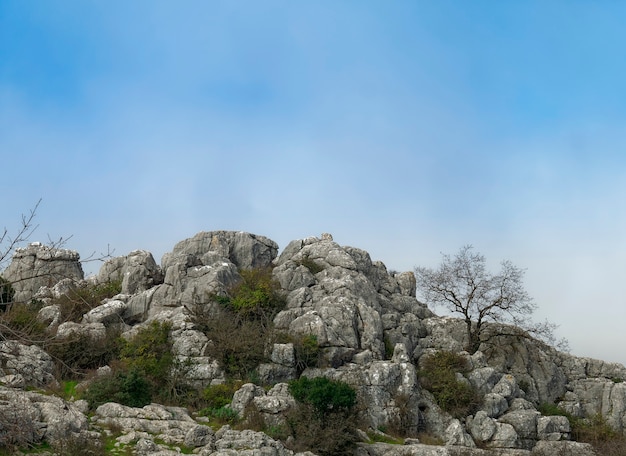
(419, 350, 481, 418)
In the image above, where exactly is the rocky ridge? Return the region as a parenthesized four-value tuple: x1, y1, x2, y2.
(1, 231, 624, 455)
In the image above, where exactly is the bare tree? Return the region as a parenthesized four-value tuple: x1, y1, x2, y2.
(415, 245, 564, 354)
(0, 200, 41, 270)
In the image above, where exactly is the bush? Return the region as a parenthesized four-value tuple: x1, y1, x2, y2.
(201, 311, 269, 379)
(201, 405, 240, 426)
(225, 267, 286, 321)
(0, 300, 47, 340)
(288, 376, 356, 416)
(202, 382, 242, 409)
(293, 334, 320, 373)
(120, 320, 173, 381)
(284, 402, 359, 456)
(55, 279, 122, 323)
(283, 376, 359, 455)
(0, 276, 14, 311)
(83, 368, 152, 409)
(419, 350, 481, 418)
(45, 328, 122, 379)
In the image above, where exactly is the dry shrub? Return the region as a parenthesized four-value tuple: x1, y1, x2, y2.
(0, 405, 40, 452)
(419, 350, 481, 419)
(55, 279, 122, 323)
(284, 403, 359, 456)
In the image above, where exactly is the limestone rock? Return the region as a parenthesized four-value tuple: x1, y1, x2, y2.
(536, 415, 570, 441)
(162, 231, 278, 271)
(230, 383, 266, 416)
(82, 299, 128, 325)
(0, 386, 90, 447)
(3, 243, 83, 303)
(531, 440, 595, 456)
(498, 410, 540, 449)
(445, 419, 476, 447)
(97, 250, 164, 295)
(468, 410, 497, 442)
(0, 341, 56, 387)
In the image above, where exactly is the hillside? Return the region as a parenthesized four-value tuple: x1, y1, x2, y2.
(1, 231, 624, 455)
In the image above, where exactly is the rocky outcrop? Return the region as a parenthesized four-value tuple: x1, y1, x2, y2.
(97, 249, 164, 295)
(0, 386, 91, 447)
(3, 242, 83, 303)
(2, 230, 625, 454)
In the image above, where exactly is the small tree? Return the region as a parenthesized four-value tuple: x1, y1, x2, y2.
(415, 245, 562, 354)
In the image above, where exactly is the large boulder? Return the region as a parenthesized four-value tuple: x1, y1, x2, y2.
(3, 243, 83, 303)
(97, 250, 163, 295)
(162, 231, 278, 271)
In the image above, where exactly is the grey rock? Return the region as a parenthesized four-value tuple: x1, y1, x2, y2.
(0, 386, 89, 446)
(468, 367, 502, 395)
(97, 249, 163, 295)
(37, 304, 62, 328)
(171, 329, 209, 357)
(183, 424, 215, 448)
(0, 341, 56, 387)
(481, 393, 509, 418)
(531, 440, 595, 456)
(536, 415, 570, 441)
(498, 410, 540, 449)
(492, 374, 521, 400)
(395, 271, 416, 297)
(488, 422, 520, 449)
(445, 419, 476, 447)
(212, 428, 293, 455)
(3, 243, 83, 303)
(56, 321, 107, 340)
(94, 402, 198, 445)
(82, 299, 128, 325)
(270, 343, 296, 367)
(468, 410, 497, 442)
(230, 383, 266, 416)
(162, 231, 278, 271)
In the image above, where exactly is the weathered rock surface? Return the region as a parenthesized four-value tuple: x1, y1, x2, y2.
(97, 249, 164, 295)
(0, 341, 56, 387)
(3, 230, 625, 454)
(3, 243, 83, 303)
(0, 386, 91, 446)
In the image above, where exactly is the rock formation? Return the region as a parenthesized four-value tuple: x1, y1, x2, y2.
(0, 231, 624, 455)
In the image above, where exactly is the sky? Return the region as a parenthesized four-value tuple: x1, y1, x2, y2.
(2, 1, 626, 365)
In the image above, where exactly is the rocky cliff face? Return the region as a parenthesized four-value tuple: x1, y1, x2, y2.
(0, 231, 623, 455)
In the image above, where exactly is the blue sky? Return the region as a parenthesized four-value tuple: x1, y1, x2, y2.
(2, 1, 626, 365)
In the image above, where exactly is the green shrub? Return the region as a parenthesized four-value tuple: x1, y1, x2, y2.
(84, 368, 152, 409)
(538, 402, 570, 417)
(285, 376, 359, 454)
(572, 413, 619, 445)
(202, 382, 242, 409)
(419, 350, 480, 418)
(120, 320, 173, 381)
(0, 276, 14, 311)
(200, 405, 239, 426)
(288, 376, 356, 416)
(292, 334, 320, 373)
(226, 267, 286, 320)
